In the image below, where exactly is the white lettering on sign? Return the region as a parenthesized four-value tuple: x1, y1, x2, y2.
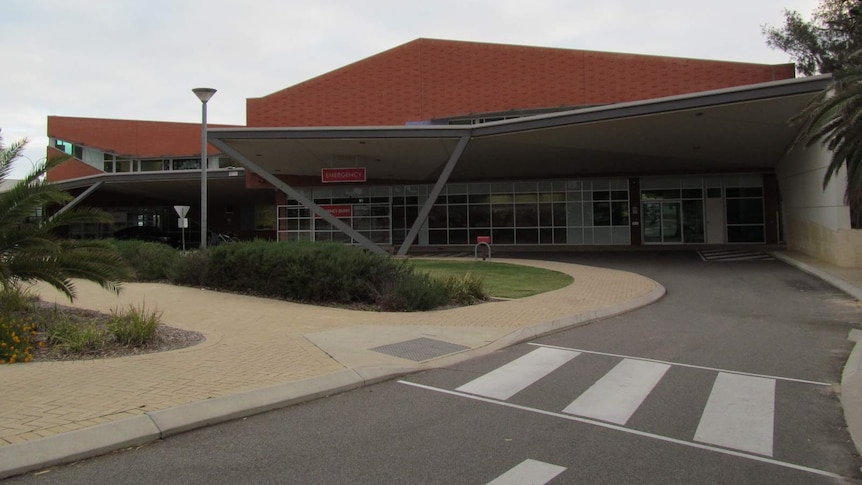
(321, 168, 366, 183)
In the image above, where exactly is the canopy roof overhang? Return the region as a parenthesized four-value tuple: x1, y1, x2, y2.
(209, 74, 833, 183)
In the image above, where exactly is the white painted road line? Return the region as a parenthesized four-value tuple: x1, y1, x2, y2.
(528, 343, 832, 386)
(486, 459, 566, 485)
(398, 380, 847, 480)
(563, 358, 670, 424)
(456, 347, 580, 400)
(695, 372, 776, 456)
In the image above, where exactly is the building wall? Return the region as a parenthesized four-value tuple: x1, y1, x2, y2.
(776, 144, 861, 267)
(247, 38, 796, 127)
(45, 147, 104, 181)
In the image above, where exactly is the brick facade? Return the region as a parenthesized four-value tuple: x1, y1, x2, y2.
(246, 38, 795, 127)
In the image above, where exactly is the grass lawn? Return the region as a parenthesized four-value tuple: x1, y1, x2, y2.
(408, 259, 573, 299)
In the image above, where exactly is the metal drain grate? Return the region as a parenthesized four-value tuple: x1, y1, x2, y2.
(371, 337, 469, 362)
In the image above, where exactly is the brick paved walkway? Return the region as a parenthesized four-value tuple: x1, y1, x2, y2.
(0, 258, 658, 446)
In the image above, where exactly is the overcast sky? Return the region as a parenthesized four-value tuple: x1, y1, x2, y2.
(1, 0, 820, 179)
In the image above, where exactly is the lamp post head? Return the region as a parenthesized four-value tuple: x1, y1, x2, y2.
(192, 87, 217, 104)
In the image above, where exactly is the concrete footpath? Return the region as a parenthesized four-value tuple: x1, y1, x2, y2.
(1, 252, 860, 480)
(0, 258, 664, 479)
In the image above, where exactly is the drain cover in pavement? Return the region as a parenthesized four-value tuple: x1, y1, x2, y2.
(370, 337, 469, 362)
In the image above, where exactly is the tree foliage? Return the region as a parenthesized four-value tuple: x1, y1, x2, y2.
(0, 132, 129, 300)
(763, 0, 862, 75)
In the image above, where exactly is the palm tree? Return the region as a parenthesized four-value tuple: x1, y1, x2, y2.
(0, 132, 129, 301)
(791, 58, 862, 228)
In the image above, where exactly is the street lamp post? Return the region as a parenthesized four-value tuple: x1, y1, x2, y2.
(192, 87, 216, 249)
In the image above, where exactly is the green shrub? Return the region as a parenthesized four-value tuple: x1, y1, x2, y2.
(108, 304, 162, 346)
(439, 272, 487, 305)
(376, 271, 450, 311)
(0, 314, 36, 364)
(111, 240, 180, 281)
(42, 313, 106, 353)
(197, 241, 452, 310)
(168, 250, 209, 286)
(0, 284, 37, 313)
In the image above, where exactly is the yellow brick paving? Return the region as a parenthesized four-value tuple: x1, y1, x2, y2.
(0, 258, 657, 446)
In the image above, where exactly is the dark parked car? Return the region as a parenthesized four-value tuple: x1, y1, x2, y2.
(112, 226, 179, 247)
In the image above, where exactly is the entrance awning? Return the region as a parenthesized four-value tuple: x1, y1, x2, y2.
(208, 74, 833, 253)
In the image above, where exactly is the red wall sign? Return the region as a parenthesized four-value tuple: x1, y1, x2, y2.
(322, 167, 366, 183)
(316, 204, 353, 219)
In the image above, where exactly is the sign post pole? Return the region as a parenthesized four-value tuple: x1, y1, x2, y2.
(174, 205, 191, 251)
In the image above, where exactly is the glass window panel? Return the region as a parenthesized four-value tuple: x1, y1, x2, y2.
(490, 194, 514, 204)
(553, 203, 567, 226)
(552, 181, 567, 191)
(707, 188, 722, 198)
(491, 228, 514, 244)
(611, 201, 629, 226)
(469, 205, 491, 227)
(594, 227, 612, 244)
(540, 228, 553, 244)
(469, 194, 490, 204)
(315, 232, 331, 241)
(539, 203, 553, 226)
(681, 188, 703, 199)
(448, 205, 468, 228)
(516, 229, 539, 244)
(448, 230, 468, 244)
(681, 176, 704, 188)
(592, 202, 610, 226)
(514, 182, 537, 193)
(448, 194, 468, 204)
(491, 182, 513, 193)
(468, 183, 490, 194)
(726, 199, 764, 224)
(491, 204, 514, 227)
(565, 180, 582, 190)
(567, 191, 582, 201)
(428, 205, 447, 228)
(610, 178, 628, 190)
(448, 183, 467, 194)
(727, 225, 765, 243)
(612, 227, 630, 244)
(726, 187, 763, 198)
(371, 186, 390, 197)
(682, 200, 705, 243)
(538, 181, 553, 192)
(515, 193, 538, 203)
(583, 227, 594, 244)
(554, 228, 567, 244)
(591, 179, 610, 190)
(138, 160, 161, 171)
(392, 207, 405, 229)
(567, 227, 583, 244)
(515, 204, 538, 227)
(429, 230, 447, 244)
(567, 202, 583, 226)
(592, 191, 611, 201)
(641, 189, 681, 200)
(104, 161, 114, 172)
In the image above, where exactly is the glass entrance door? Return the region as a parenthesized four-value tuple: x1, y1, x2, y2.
(643, 202, 682, 243)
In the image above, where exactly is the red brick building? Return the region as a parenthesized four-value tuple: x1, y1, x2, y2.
(50, 38, 855, 263)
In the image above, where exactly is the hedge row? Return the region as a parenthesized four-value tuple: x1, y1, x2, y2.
(111, 240, 485, 311)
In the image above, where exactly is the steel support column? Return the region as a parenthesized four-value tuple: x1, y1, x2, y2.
(208, 138, 388, 256)
(397, 135, 470, 256)
(50, 180, 104, 220)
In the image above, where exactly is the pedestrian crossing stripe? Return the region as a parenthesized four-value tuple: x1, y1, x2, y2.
(563, 359, 669, 425)
(698, 249, 775, 261)
(398, 380, 844, 480)
(401, 344, 840, 476)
